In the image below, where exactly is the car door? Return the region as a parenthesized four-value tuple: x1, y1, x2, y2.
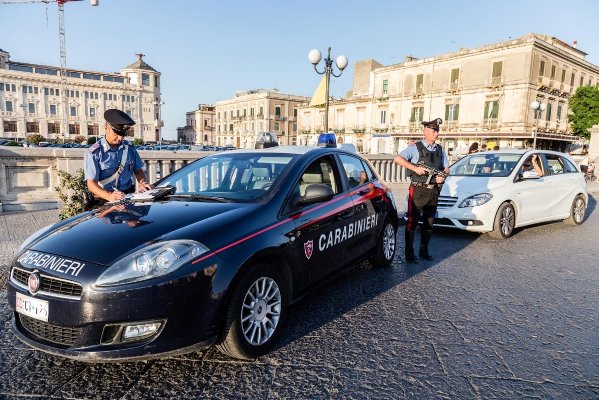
(512, 153, 554, 224)
(285, 155, 355, 293)
(544, 153, 580, 217)
(337, 154, 386, 259)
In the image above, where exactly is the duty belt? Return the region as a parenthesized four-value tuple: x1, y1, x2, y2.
(411, 182, 442, 189)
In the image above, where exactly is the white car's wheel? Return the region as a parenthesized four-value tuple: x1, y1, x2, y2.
(488, 202, 515, 239)
(565, 195, 586, 226)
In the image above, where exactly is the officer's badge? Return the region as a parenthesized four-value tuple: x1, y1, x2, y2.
(304, 240, 314, 259)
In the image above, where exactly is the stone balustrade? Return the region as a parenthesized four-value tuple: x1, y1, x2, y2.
(0, 147, 407, 212)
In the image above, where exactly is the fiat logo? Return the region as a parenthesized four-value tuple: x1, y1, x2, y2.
(28, 272, 41, 294)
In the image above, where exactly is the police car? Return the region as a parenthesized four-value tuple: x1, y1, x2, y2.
(6, 136, 398, 361)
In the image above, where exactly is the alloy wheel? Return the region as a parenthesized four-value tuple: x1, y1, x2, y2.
(240, 277, 281, 346)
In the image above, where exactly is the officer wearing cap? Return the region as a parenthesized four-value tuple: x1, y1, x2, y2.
(84, 109, 152, 204)
(394, 118, 449, 263)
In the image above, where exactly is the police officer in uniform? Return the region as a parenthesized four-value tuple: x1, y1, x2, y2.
(84, 109, 152, 204)
(394, 118, 449, 262)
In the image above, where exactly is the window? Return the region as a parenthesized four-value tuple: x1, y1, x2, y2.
(250, 107, 254, 116)
(545, 153, 566, 175)
(339, 154, 369, 188)
(67, 71, 81, 78)
(557, 105, 562, 122)
(88, 124, 99, 136)
(142, 73, 150, 86)
(571, 73, 575, 87)
(9, 64, 33, 73)
(48, 123, 60, 134)
(84, 73, 101, 80)
(539, 60, 545, 77)
(26, 122, 39, 133)
(275, 106, 281, 116)
(50, 104, 57, 115)
(382, 79, 388, 94)
(89, 107, 96, 118)
(274, 122, 280, 131)
(450, 68, 459, 90)
(155, 76, 159, 87)
(259, 106, 264, 116)
(292, 156, 339, 204)
(561, 69, 566, 83)
(70, 106, 77, 117)
(492, 61, 503, 84)
(484, 100, 499, 119)
(4, 121, 17, 132)
(6, 101, 13, 112)
(550, 65, 556, 79)
(0, 83, 3, 91)
(416, 74, 423, 93)
(294, 108, 297, 117)
(580, 76, 584, 86)
(28, 103, 35, 114)
(380, 110, 386, 124)
(545, 103, 552, 121)
(445, 103, 459, 121)
(410, 107, 424, 122)
(69, 124, 80, 135)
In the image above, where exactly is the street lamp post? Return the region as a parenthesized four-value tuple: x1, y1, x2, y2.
(308, 47, 348, 134)
(530, 101, 547, 149)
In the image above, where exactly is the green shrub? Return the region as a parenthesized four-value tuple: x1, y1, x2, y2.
(54, 168, 87, 220)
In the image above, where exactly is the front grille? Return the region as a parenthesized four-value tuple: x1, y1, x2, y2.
(19, 314, 80, 347)
(438, 195, 458, 209)
(11, 267, 82, 299)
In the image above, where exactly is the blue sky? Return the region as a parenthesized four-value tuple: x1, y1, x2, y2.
(2, 0, 599, 139)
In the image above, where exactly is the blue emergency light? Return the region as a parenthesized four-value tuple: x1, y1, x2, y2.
(317, 133, 337, 148)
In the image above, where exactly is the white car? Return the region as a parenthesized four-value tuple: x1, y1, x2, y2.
(436, 150, 588, 238)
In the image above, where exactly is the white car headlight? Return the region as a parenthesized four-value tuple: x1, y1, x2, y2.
(458, 193, 493, 208)
(96, 240, 209, 287)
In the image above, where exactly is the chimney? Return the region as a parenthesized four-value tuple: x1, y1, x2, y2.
(573, 40, 577, 48)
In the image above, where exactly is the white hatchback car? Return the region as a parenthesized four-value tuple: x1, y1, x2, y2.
(436, 150, 588, 238)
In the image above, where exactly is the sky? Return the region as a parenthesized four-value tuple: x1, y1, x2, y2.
(2, 0, 599, 140)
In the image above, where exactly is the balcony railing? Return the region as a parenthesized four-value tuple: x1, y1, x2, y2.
(483, 118, 498, 129)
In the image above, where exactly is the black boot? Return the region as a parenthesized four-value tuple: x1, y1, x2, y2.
(405, 230, 418, 263)
(419, 230, 434, 260)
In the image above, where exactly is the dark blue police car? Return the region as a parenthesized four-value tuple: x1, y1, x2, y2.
(7, 141, 398, 361)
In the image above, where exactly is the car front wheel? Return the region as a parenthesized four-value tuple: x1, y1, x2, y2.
(488, 202, 515, 239)
(565, 195, 586, 225)
(217, 263, 287, 360)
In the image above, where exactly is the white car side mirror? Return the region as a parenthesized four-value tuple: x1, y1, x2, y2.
(521, 170, 540, 180)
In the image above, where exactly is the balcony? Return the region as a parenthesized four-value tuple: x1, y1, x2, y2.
(488, 76, 503, 87)
(274, 115, 287, 121)
(1, 111, 16, 116)
(482, 118, 498, 130)
(352, 126, 366, 134)
(411, 86, 424, 97)
(447, 82, 459, 92)
(409, 121, 422, 132)
(444, 120, 459, 131)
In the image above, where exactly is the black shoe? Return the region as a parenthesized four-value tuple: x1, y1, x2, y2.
(405, 254, 419, 263)
(419, 252, 433, 261)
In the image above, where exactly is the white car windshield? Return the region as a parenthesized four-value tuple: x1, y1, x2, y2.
(158, 152, 297, 202)
(450, 153, 523, 177)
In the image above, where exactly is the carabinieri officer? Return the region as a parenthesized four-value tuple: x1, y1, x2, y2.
(394, 118, 449, 263)
(84, 109, 152, 203)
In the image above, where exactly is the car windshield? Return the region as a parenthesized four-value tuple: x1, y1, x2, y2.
(450, 153, 523, 177)
(158, 152, 297, 202)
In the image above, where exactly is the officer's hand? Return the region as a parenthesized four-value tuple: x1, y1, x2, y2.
(109, 190, 125, 201)
(412, 166, 427, 175)
(137, 182, 154, 192)
(435, 175, 446, 184)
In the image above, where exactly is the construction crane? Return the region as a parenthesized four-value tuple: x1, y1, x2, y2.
(1, 0, 98, 140)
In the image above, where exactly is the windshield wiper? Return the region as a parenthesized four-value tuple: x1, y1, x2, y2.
(167, 194, 232, 203)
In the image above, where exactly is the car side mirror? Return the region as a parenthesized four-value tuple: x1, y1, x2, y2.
(521, 170, 540, 180)
(292, 184, 335, 207)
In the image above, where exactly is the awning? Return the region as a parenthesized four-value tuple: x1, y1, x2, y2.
(309, 75, 327, 108)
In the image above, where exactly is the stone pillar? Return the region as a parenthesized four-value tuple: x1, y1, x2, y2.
(147, 160, 157, 183)
(589, 124, 599, 162)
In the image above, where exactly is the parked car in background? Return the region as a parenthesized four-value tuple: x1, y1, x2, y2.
(435, 150, 587, 238)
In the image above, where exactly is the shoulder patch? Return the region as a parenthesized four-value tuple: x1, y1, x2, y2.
(87, 142, 101, 153)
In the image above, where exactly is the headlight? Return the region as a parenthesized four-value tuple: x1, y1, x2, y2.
(18, 224, 54, 253)
(458, 193, 493, 208)
(96, 240, 209, 287)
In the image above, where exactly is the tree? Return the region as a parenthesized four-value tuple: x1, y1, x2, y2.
(73, 135, 86, 144)
(568, 86, 599, 139)
(26, 133, 45, 145)
(133, 138, 144, 145)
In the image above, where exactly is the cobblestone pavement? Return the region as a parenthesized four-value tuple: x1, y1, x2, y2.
(0, 191, 598, 399)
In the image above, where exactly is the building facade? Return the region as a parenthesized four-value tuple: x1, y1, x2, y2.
(177, 104, 216, 145)
(215, 89, 309, 148)
(298, 33, 599, 154)
(0, 50, 163, 143)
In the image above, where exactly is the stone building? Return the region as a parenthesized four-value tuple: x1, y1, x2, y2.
(177, 104, 215, 145)
(214, 89, 309, 148)
(0, 50, 162, 143)
(298, 33, 599, 155)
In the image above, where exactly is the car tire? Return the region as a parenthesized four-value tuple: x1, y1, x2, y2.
(371, 220, 397, 267)
(217, 263, 287, 360)
(564, 195, 586, 226)
(488, 202, 515, 239)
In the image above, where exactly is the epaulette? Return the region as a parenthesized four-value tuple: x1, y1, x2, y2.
(87, 142, 101, 153)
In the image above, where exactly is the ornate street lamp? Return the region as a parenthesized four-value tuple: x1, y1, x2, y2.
(530, 101, 547, 149)
(308, 47, 348, 134)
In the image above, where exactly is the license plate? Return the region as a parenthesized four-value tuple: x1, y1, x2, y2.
(16, 292, 49, 322)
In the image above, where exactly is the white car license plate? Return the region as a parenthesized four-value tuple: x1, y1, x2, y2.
(16, 292, 49, 322)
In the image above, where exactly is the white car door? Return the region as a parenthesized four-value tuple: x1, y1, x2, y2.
(512, 155, 554, 224)
(544, 153, 580, 217)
